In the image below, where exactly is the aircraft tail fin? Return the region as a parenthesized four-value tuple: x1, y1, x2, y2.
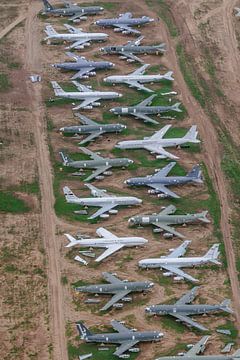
(171, 102, 182, 112)
(44, 24, 58, 37)
(233, 349, 240, 357)
(183, 125, 199, 143)
(204, 243, 221, 264)
(76, 322, 92, 339)
(51, 81, 65, 96)
(186, 164, 203, 183)
(63, 186, 79, 203)
(64, 233, 79, 248)
(59, 151, 72, 166)
(220, 299, 234, 314)
(199, 210, 210, 223)
(162, 71, 174, 81)
(42, 0, 53, 11)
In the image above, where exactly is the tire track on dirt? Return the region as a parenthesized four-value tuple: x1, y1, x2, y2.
(0, 14, 26, 40)
(24, 2, 68, 359)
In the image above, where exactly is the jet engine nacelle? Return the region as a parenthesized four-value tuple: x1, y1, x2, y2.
(163, 232, 173, 239)
(114, 28, 122, 32)
(103, 171, 113, 176)
(89, 71, 96, 76)
(93, 102, 101, 107)
(83, 105, 93, 109)
(84, 42, 91, 47)
(163, 272, 173, 277)
(177, 353, 186, 356)
(75, 45, 84, 49)
(174, 276, 184, 281)
(148, 189, 158, 194)
(129, 348, 139, 353)
(156, 155, 167, 159)
(157, 193, 168, 198)
(120, 56, 127, 59)
(122, 30, 131, 34)
(96, 175, 104, 180)
(119, 355, 130, 359)
(122, 296, 132, 302)
(153, 228, 162, 233)
(109, 209, 118, 214)
(82, 75, 89, 79)
(127, 59, 135, 62)
(154, 168, 161, 172)
(100, 213, 110, 219)
(113, 303, 123, 308)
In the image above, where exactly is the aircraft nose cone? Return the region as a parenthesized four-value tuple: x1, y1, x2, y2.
(59, 127, 64, 132)
(128, 217, 134, 223)
(118, 93, 123, 97)
(145, 307, 150, 312)
(110, 108, 114, 112)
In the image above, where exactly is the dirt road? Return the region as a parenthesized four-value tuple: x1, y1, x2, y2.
(24, 2, 68, 359)
(0, 14, 26, 40)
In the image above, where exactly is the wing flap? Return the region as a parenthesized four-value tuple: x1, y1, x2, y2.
(175, 286, 199, 305)
(172, 314, 208, 331)
(84, 165, 110, 182)
(149, 183, 180, 199)
(154, 223, 184, 238)
(161, 265, 199, 283)
(88, 203, 115, 219)
(78, 131, 103, 145)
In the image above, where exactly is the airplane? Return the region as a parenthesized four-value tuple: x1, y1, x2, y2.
(75, 271, 154, 311)
(94, 12, 154, 35)
(50, 81, 122, 110)
(124, 162, 203, 199)
(76, 320, 163, 357)
(115, 125, 200, 160)
(156, 336, 240, 360)
(41, 0, 104, 21)
(52, 52, 115, 80)
(138, 240, 221, 283)
(234, 7, 240, 16)
(64, 227, 148, 262)
(110, 94, 182, 125)
(128, 205, 210, 238)
(63, 183, 142, 219)
(59, 147, 133, 182)
(145, 286, 233, 331)
(103, 64, 174, 93)
(59, 113, 126, 145)
(100, 36, 166, 63)
(44, 23, 108, 50)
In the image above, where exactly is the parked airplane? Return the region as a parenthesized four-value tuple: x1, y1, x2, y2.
(50, 81, 122, 110)
(116, 125, 200, 159)
(125, 162, 203, 198)
(60, 147, 133, 181)
(234, 7, 240, 16)
(145, 286, 233, 331)
(104, 64, 174, 93)
(77, 320, 163, 357)
(75, 271, 154, 311)
(44, 23, 108, 49)
(52, 52, 114, 80)
(59, 113, 126, 144)
(101, 36, 166, 63)
(94, 12, 154, 35)
(63, 184, 142, 219)
(156, 336, 240, 360)
(128, 205, 210, 238)
(65, 227, 148, 262)
(110, 94, 182, 125)
(139, 241, 221, 282)
(41, 0, 104, 21)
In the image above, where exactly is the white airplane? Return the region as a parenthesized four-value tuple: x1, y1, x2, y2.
(63, 184, 142, 219)
(115, 124, 200, 159)
(50, 81, 122, 110)
(103, 64, 174, 93)
(44, 23, 108, 49)
(234, 7, 240, 16)
(65, 228, 148, 262)
(138, 241, 221, 282)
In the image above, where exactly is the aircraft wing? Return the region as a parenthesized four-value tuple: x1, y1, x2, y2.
(175, 286, 199, 305)
(79, 146, 103, 160)
(113, 23, 141, 35)
(144, 145, 179, 159)
(73, 97, 101, 110)
(71, 67, 95, 80)
(78, 131, 104, 145)
(96, 227, 118, 239)
(185, 336, 209, 355)
(102, 272, 122, 284)
(133, 112, 159, 125)
(121, 52, 143, 63)
(171, 313, 207, 331)
(125, 80, 153, 93)
(153, 223, 185, 238)
(159, 204, 177, 215)
(69, 39, 91, 49)
(149, 124, 172, 140)
(152, 162, 176, 177)
(95, 244, 124, 262)
(165, 240, 191, 258)
(72, 81, 92, 92)
(85, 183, 108, 197)
(88, 203, 116, 219)
(148, 183, 180, 199)
(131, 63, 150, 75)
(114, 341, 139, 357)
(111, 319, 131, 333)
(137, 94, 156, 107)
(101, 290, 131, 311)
(65, 51, 83, 61)
(161, 265, 199, 283)
(84, 165, 111, 182)
(64, 23, 82, 34)
(119, 12, 133, 20)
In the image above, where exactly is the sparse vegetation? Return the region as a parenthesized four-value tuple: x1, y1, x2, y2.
(0, 73, 11, 92)
(0, 191, 29, 213)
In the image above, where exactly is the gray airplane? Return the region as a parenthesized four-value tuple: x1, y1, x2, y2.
(115, 125, 200, 159)
(94, 12, 154, 35)
(101, 36, 166, 63)
(60, 147, 133, 181)
(128, 205, 210, 238)
(44, 24, 108, 50)
(104, 64, 174, 93)
(110, 94, 182, 125)
(52, 52, 114, 80)
(155, 336, 240, 360)
(59, 113, 126, 145)
(41, 0, 104, 21)
(77, 320, 163, 358)
(124, 162, 203, 198)
(63, 184, 142, 219)
(75, 272, 154, 311)
(145, 286, 233, 331)
(50, 81, 122, 110)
